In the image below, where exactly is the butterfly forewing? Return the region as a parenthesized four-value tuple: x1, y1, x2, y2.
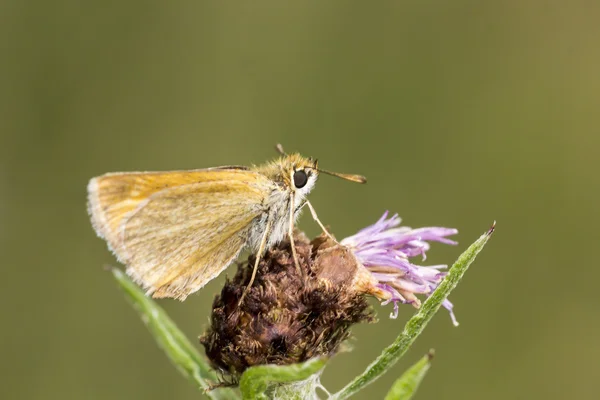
(88, 169, 272, 300)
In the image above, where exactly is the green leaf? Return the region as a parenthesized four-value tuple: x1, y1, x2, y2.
(239, 357, 327, 400)
(384, 350, 434, 400)
(332, 223, 495, 400)
(112, 268, 239, 400)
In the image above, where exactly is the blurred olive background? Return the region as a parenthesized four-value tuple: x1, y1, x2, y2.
(2, 1, 599, 399)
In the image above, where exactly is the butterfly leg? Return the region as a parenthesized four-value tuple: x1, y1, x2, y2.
(304, 200, 340, 244)
(238, 217, 273, 306)
(288, 193, 304, 277)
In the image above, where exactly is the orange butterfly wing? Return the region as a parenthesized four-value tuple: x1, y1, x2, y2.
(87, 169, 272, 299)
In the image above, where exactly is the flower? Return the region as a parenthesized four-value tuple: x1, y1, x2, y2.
(201, 212, 459, 376)
(200, 232, 375, 376)
(342, 212, 459, 325)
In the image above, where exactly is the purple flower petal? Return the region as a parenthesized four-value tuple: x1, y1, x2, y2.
(344, 212, 459, 325)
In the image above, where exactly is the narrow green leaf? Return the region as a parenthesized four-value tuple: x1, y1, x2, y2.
(239, 357, 327, 400)
(112, 268, 239, 400)
(384, 350, 434, 400)
(332, 223, 495, 400)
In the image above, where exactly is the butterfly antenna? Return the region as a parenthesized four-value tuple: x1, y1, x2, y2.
(275, 144, 286, 155)
(312, 167, 367, 184)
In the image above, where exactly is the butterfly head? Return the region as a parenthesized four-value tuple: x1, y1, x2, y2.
(258, 148, 366, 203)
(277, 153, 320, 200)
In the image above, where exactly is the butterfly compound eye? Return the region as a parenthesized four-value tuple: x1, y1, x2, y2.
(293, 170, 308, 189)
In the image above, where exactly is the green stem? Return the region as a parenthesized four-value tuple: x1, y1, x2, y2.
(112, 268, 239, 400)
(332, 223, 495, 400)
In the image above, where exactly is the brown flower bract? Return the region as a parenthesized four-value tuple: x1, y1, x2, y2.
(200, 232, 374, 376)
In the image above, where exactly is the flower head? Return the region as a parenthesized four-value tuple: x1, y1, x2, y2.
(201, 212, 459, 376)
(342, 212, 459, 325)
(200, 232, 375, 376)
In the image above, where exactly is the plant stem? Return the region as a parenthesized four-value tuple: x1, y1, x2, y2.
(112, 268, 239, 400)
(332, 223, 495, 400)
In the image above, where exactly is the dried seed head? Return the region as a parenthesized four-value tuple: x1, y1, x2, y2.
(200, 232, 375, 376)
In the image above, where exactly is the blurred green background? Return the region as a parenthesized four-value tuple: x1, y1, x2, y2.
(2, 1, 599, 399)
